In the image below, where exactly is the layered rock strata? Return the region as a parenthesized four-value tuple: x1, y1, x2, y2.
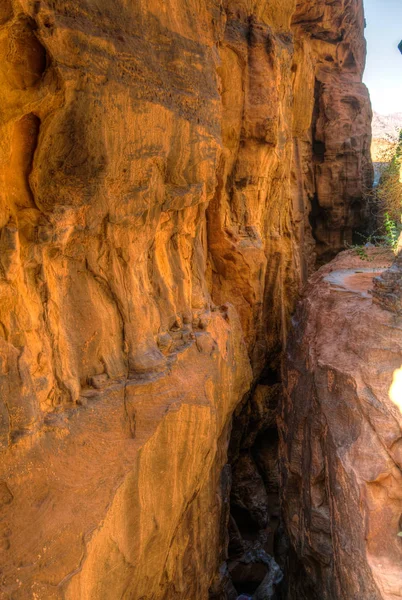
(0, 0, 372, 597)
(280, 249, 402, 600)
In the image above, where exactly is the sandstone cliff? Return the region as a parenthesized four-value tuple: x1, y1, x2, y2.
(280, 249, 402, 600)
(0, 0, 372, 598)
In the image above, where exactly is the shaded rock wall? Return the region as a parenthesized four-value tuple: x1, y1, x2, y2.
(0, 0, 371, 597)
(279, 249, 402, 600)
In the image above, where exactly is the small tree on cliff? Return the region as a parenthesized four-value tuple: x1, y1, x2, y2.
(375, 130, 402, 248)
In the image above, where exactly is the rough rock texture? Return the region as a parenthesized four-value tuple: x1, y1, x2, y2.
(280, 248, 402, 600)
(373, 250, 402, 315)
(0, 0, 371, 597)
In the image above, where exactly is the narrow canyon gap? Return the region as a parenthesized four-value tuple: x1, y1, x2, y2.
(1, 1, 400, 599)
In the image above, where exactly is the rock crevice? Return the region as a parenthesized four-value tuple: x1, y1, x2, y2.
(0, 0, 373, 598)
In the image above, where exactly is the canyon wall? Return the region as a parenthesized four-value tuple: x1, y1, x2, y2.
(0, 0, 372, 598)
(280, 248, 402, 600)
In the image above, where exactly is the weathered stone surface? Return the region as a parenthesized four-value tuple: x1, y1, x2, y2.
(1, 307, 252, 599)
(0, 0, 372, 596)
(253, 557, 283, 600)
(373, 253, 402, 314)
(232, 452, 270, 530)
(228, 542, 282, 598)
(280, 249, 402, 600)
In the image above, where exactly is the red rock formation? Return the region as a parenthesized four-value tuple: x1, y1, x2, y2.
(0, 0, 372, 597)
(280, 249, 402, 599)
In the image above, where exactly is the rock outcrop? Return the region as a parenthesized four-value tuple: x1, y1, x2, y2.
(0, 0, 372, 597)
(280, 248, 402, 600)
(373, 250, 402, 314)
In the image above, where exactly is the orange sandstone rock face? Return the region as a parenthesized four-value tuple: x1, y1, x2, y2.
(280, 249, 402, 600)
(1, 304, 252, 599)
(0, 0, 371, 597)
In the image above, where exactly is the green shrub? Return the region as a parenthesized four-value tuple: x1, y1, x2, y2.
(358, 129, 402, 255)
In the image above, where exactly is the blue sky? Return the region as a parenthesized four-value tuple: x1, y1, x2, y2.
(363, 0, 402, 115)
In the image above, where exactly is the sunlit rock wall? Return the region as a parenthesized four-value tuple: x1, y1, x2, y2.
(0, 0, 371, 597)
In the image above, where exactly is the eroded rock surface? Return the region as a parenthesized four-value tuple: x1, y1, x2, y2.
(280, 249, 402, 600)
(0, 0, 372, 597)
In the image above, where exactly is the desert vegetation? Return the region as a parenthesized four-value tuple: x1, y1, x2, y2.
(373, 130, 402, 249)
(357, 128, 402, 254)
